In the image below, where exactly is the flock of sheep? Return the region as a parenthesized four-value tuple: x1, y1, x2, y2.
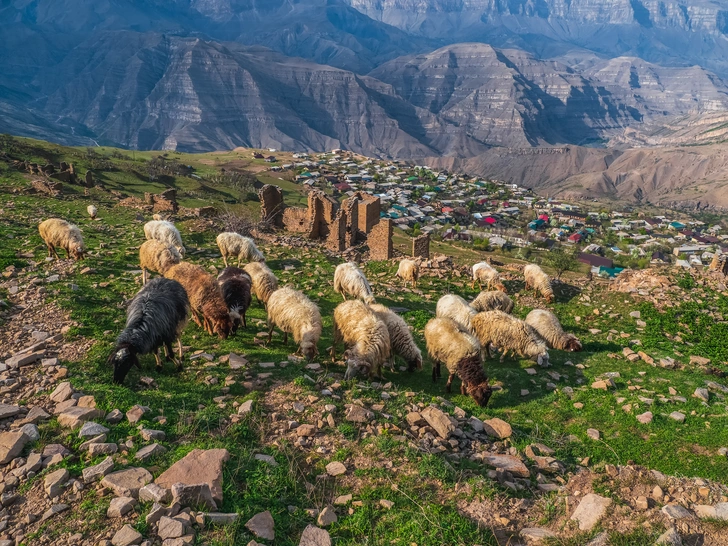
(37, 216, 582, 404)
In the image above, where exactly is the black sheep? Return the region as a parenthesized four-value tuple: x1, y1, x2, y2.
(108, 277, 190, 384)
(217, 266, 252, 333)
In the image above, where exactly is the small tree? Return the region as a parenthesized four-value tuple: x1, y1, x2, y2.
(544, 247, 579, 279)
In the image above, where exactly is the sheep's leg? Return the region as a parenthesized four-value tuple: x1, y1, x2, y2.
(470, 278, 476, 290)
(432, 363, 437, 382)
(460, 381, 467, 395)
(203, 316, 213, 335)
(51, 244, 60, 260)
(142, 269, 147, 285)
(190, 309, 202, 328)
(446, 373, 455, 393)
(242, 311, 247, 329)
(177, 338, 184, 359)
(154, 348, 163, 370)
(46, 243, 54, 258)
(267, 321, 275, 344)
(283, 331, 288, 344)
(164, 342, 174, 362)
(222, 255, 228, 267)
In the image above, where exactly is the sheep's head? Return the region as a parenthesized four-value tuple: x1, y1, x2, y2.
(407, 354, 423, 372)
(70, 243, 86, 261)
(108, 345, 138, 385)
(211, 311, 233, 339)
(363, 295, 376, 305)
(300, 341, 318, 361)
(177, 246, 186, 257)
(545, 293, 555, 303)
(565, 336, 583, 352)
(535, 351, 550, 367)
(343, 353, 371, 380)
(495, 283, 508, 294)
(228, 309, 242, 334)
(468, 381, 493, 407)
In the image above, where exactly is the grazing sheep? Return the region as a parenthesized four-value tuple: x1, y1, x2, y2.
(436, 294, 477, 334)
(217, 267, 252, 332)
(472, 261, 507, 292)
(472, 310, 550, 366)
(216, 232, 265, 267)
(424, 317, 492, 406)
(164, 262, 232, 339)
(395, 259, 420, 288)
(524, 263, 554, 302)
(369, 303, 422, 372)
(333, 262, 375, 304)
(471, 291, 514, 314)
(266, 287, 322, 360)
(144, 220, 185, 257)
(139, 240, 182, 285)
(87, 205, 97, 220)
(331, 300, 390, 380)
(243, 262, 278, 306)
(152, 213, 167, 221)
(108, 278, 189, 384)
(38, 218, 86, 261)
(525, 309, 582, 352)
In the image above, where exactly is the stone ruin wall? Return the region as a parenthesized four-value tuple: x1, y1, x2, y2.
(369, 219, 393, 260)
(413, 233, 430, 259)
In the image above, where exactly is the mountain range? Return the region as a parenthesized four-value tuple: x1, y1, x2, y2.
(2, 0, 728, 206)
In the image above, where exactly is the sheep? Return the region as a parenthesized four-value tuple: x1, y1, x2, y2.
(395, 259, 420, 288)
(524, 263, 554, 302)
(139, 240, 182, 285)
(217, 267, 252, 332)
(369, 303, 422, 372)
(525, 309, 582, 352)
(38, 218, 86, 261)
(216, 232, 265, 266)
(436, 294, 477, 334)
(108, 277, 189, 384)
(87, 205, 97, 220)
(471, 310, 550, 366)
(144, 220, 185, 257)
(331, 300, 390, 380)
(243, 262, 278, 306)
(333, 262, 375, 304)
(164, 262, 232, 339)
(424, 317, 492, 406)
(471, 291, 514, 314)
(266, 287, 322, 360)
(472, 261, 507, 292)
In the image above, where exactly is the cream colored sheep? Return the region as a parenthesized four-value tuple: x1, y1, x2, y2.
(524, 263, 554, 302)
(144, 220, 185, 257)
(424, 317, 492, 406)
(266, 287, 322, 360)
(470, 291, 514, 314)
(38, 218, 86, 261)
(369, 303, 422, 372)
(139, 240, 182, 284)
(87, 205, 97, 220)
(435, 294, 476, 334)
(331, 300, 390, 380)
(525, 309, 582, 352)
(395, 259, 419, 288)
(243, 262, 278, 306)
(216, 232, 265, 267)
(471, 310, 549, 366)
(472, 261, 507, 292)
(333, 262, 375, 304)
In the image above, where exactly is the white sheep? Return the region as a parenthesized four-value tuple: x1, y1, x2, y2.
(369, 303, 422, 372)
(472, 310, 549, 366)
(216, 232, 265, 267)
(38, 218, 86, 261)
(87, 205, 97, 220)
(435, 294, 477, 334)
(144, 220, 185, 257)
(525, 309, 582, 352)
(331, 300, 390, 380)
(395, 259, 420, 288)
(266, 287, 322, 360)
(424, 317, 492, 406)
(243, 261, 278, 306)
(471, 291, 514, 314)
(333, 262, 375, 304)
(472, 261, 507, 292)
(524, 263, 554, 302)
(139, 240, 182, 284)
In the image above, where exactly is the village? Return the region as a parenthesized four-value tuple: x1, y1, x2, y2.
(259, 149, 728, 278)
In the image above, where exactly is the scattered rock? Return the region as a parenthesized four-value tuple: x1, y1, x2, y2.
(298, 525, 331, 546)
(317, 505, 337, 527)
(0, 431, 29, 464)
(79, 421, 110, 438)
(668, 412, 686, 423)
(112, 524, 143, 546)
(345, 405, 372, 423)
(106, 409, 124, 424)
(325, 461, 346, 476)
(245, 511, 275, 541)
(101, 467, 153, 498)
(586, 428, 601, 440)
(155, 449, 230, 505)
(108, 497, 136, 518)
(482, 454, 530, 478)
(171, 483, 217, 511)
(238, 400, 254, 415)
(661, 504, 693, 520)
(50, 381, 74, 403)
(57, 406, 104, 429)
(637, 412, 653, 424)
(205, 513, 240, 525)
(420, 406, 455, 439)
(655, 527, 683, 546)
(44, 468, 69, 498)
(693, 388, 709, 402)
(482, 418, 512, 439)
(135, 443, 167, 462)
(158, 516, 186, 540)
(139, 483, 172, 504)
(520, 528, 558, 544)
(570, 494, 612, 531)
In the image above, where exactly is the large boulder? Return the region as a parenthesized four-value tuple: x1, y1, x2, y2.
(155, 449, 230, 505)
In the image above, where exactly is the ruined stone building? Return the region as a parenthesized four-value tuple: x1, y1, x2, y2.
(258, 184, 392, 258)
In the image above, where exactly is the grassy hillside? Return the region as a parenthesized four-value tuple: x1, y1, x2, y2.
(1, 137, 728, 545)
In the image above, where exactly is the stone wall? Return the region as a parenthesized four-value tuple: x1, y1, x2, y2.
(710, 254, 728, 276)
(369, 219, 393, 261)
(356, 192, 380, 237)
(144, 189, 178, 213)
(282, 207, 312, 235)
(413, 233, 430, 259)
(258, 184, 285, 227)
